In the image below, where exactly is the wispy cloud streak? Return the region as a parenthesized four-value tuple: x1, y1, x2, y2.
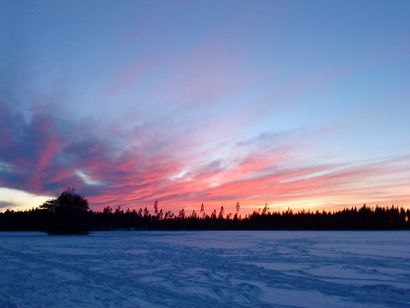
(1, 91, 410, 213)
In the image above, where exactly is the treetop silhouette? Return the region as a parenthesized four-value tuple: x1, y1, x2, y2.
(0, 192, 409, 232)
(39, 187, 90, 235)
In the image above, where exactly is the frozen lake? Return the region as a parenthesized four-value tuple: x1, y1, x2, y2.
(0, 231, 409, 307)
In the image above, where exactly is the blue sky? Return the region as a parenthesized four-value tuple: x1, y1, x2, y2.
(1, 0, 409, 214)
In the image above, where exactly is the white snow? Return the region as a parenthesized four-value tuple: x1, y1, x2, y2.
(0, 231, 409, 307)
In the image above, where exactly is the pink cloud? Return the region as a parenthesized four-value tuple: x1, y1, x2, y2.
(2, 97, 409, 215)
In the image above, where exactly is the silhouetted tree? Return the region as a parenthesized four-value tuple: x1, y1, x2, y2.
(200, 203, 205, 219)
(103, 206, 112, 214)
(157, 209, 163, 220)
(40, 187, 90, 235)
(178, 209, 185, 219)
(143, 207, 149, 217)
(154, 201, 158, 215)
(234, 202, 240, 220)
(191, 210, 197, 219)
(262, 203, 269, 215)
(218, 206, 224, 219)
(210, 209, 216, 219)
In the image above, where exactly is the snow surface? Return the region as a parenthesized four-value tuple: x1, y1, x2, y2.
(0, 231, 409, 307)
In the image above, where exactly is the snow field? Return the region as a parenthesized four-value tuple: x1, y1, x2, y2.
(0, 231, 409, 307)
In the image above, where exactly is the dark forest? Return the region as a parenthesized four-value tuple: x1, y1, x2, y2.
(0, 189, 409, 234)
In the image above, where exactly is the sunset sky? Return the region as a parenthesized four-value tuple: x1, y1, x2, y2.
(1, 1, 409, 215)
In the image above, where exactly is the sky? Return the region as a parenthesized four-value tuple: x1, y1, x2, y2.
(1, 0, 409, 215)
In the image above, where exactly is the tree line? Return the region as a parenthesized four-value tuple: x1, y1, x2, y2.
(0, 189, 409, 234)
